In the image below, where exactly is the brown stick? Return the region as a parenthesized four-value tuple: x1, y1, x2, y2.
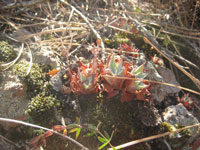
(108, 123, 200, 150)
(143, 37, 200, 90)
(0, 0, 49, 10)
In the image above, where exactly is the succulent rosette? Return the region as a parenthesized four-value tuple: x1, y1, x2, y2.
(100, 54, 127, 97)
(121, 63, 150, 102)
(69, 62, 98, 95)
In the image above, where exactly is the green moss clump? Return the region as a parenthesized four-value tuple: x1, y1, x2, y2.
(13, 61, 47, 96)
(129, 34, 151, 51)
(13, 61, 62, 122)
(0, 41, 17, 62)
(160, 122, 191, 137)
(103, 33, 130, 48)
(25, 92, 60, 120)
(174, 124, 191, 138)
(159, 122, 192, 148)
(159, 122, 176, 132)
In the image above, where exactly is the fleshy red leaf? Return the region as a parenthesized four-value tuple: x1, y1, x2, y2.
(48, 69, 59, 77)
(42, 131, 53, 138)
(120, 92, 133, 102)
(52, 125, 66, 132)
(30, 135, 42, 146)
(107, 90, 119, 99)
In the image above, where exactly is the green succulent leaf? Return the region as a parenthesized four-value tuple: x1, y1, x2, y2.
(131, 64, 147, 79)
(109, 55, 124, 76)
(67, 124, 80, 129)
(109, 55, 117, 74)
(134, 81, 149, 90)
(80, 72, 93, 89)
(80, 73, 86, 82)
(135, 72, 147, 79)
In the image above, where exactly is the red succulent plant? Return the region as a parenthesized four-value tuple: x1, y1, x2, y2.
(68, 61, 99, 95)
(100, 54, 127, 98)
(177, 93, 194, 110)
(67, 44, 151, 102)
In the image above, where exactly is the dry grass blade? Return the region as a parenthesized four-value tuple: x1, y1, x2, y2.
(108, 123, 200, 150)
(166, 35, 199, 69)
(101, 75, 200, 95)
(88, 7, 162, 17)
(0, 43, 24, 70)
(143, 37, 200, 90)
(0, 118, 89, 150)
(25, 43, 32, 75)
(11, 28, 86, 41)
(0, 0, 49, 10)
(59, 0, 106, 61)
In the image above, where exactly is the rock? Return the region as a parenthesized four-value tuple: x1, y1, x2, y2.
(157, 67, 180, 94)
(0, 71, 29, 130)
(140, 105, 162, 126)
(50, 68, 66, 92)
(32, 47, 60, 68)
(151, 67, 181, 103)
(162, 103, 200, 148)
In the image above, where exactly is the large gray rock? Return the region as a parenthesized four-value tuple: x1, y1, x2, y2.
(162, 103, 200, 148)
(0, 71, 29, 130)
(151, 67, 181, 103)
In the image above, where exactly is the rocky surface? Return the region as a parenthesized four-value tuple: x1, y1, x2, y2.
(32, 48, 60, 68)
(151, 66, 181, 103)
(162, 103, 200, 148)
(0, 71, 29, 130)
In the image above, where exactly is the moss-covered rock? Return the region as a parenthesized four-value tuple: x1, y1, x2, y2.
(13, 61, 47, 96)
(158, 122, 192, 149)
(0, 41, 16, 62)
(25, 92, 60, 121)
(13, 61, 63, 123)
(160, 122, 176, 132)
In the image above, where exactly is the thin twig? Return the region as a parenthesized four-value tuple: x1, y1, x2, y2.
(163, 139, 172, 150)
(25, 42, 32, 75)
(0, 0, 49, 10)
(0, 42, 24, 70)
(0, 118, 89, 150)
(101, 75, 200, 95)
(59, 0, 106, 62)
(9, 28, 86, 41)
(88, 7, 162, 17)
(108, 123, 200, 150)
(143, 37, 200, 90)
